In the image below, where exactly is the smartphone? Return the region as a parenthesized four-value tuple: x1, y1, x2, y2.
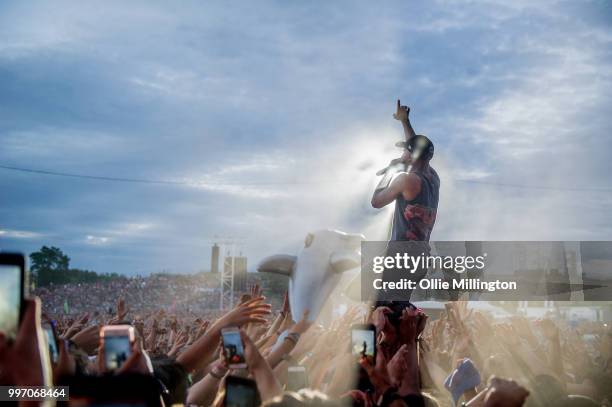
(224, 376, 260, 407)
(287, 365, 308, 391)
(100, 325, 134, 371)
(221, 327, 247, 369)
(42, 320, 60, 363)
(351, 324, 376, 363)
(0, 253, 26, 340)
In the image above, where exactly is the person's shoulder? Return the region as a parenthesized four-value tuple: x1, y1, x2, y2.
(396, 171, 421, 184)
(395, 172, 422, 192)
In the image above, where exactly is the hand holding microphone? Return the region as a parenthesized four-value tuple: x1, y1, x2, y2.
(376, 157, 406, 176)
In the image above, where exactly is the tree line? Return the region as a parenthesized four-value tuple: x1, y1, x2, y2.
(30, 246, 124, 287)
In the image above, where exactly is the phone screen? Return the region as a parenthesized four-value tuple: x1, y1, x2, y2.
(222, 329, 246, 367)
(104, 335, 131, 370)
(351, 325, 376, 363)
(287, 366, 308, 391)
(0, 263, 23, 339)
(224, 377, 259, 407)
(43, 323, 59, 363)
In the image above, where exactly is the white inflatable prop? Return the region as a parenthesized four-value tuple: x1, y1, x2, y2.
(257, 229, 364, 322)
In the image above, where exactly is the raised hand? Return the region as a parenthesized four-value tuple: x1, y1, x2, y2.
(336, 305, 362, 333)
(388, 343, 421, 397)
(416, 309, 428, 337)
(177, 298, 269, 374)
(290, 324, 323, 358)
(168, 323, 176, 346)
(281, 291, 290, 317)
(240, 283, 264, 305)
(289, 310, 312, 335)
(482, 377, 530, 407)
(241, 330, 266, 371)
(53, 339, 76, 383)
(145, 317, 159, 351)
(359, 343, 392, 396)
(168, 329, 188, 357)
(63, 312, 89, 339)
(278, 312, 294, 335)
(537, 319, 559, 341)
(62, 323, 84, 340)
(326, 352, 357, 397)
(398, 308, 420, 345)
(250, 283, 263, 299)
(240, 330, 283, 401)
(154, 309, 166, 320)
(510, 316, 538, 347)
(494, 323, 521, 347)
(0, 298, 46, 386)
(217, 296, 271, 328)
(117, 298, 129, 321)
(370, 306, 393, 333)
(393, 99, 410, 123)
(76, 312, 90, 326)
(387, 344, 412, 388)
(194, 320, 210, 340)
(71, 324, 100, 355)
(133, 316, 145, 339)
(117, 338, 151, 376)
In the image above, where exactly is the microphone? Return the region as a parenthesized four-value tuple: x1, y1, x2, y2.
(376, 166, 389, 176)
(376, 140, 409, 175)
(376, 158, 406, 176)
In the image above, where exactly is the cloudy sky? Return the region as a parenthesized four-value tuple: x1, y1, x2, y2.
(1, 0, 611, 275)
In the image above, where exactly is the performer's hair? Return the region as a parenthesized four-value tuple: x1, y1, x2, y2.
(408, 134, 434, 162)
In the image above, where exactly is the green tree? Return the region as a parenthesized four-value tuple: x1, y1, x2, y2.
(30, 246, 70, 286)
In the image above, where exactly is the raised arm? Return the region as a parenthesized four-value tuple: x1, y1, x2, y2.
(393, 99, 416, 141)
(186, 356, 228, 406)
(374, 100, 419, 177)
(241, 330, 283, 402)
(265, 310, 312, 369)
(176, 297, 270, 373)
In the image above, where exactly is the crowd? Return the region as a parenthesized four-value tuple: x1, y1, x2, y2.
(34, 274, 286, 323)
(1, 280, 612, 406)
(34, 274, 224, 320)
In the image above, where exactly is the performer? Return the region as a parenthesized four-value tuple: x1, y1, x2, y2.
(371, 100, 439, 242)
(371, 100, 440, 302)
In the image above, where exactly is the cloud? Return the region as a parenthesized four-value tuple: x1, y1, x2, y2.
(85, 235, 109, 245)
(0, 229, 43, 239)
(430, 10, 612, 240)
